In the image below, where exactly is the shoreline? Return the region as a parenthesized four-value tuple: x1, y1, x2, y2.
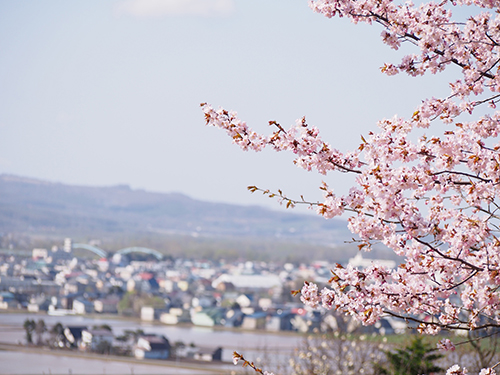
(0, 308, 307, 338)
(0, 342, 233, 374)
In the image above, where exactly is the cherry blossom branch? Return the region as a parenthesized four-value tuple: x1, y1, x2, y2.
(414, 237, 484, 271)
(232, 352, 274, 375)
(207, 2, 500, 373)
(350, 7, 495, 79)
(247, 185, 406, 225)
(432, 170, 493, 184)
(449, 330, 500, 349)
(445, 269, 479, 291)
(382, 311, 470, 331)
(382, 310, 500, 332)
(247, 185, 317, 210)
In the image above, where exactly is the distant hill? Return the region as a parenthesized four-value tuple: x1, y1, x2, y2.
(0, 174, 351, 245)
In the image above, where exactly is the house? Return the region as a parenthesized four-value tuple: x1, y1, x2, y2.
(373, 318, 395, 336)
(212, 274, 282, 291)
(0, 276, 37, 294)
(137, 273, 160, 293)
(64, 281, 82, 295)
(348, 253, 396, 269)
(290, 310, 322, 333)
(266, 311, 295, 332)
(32, 248, 48, 260)
(223, 309, 245, 328)
(258, 297, 272, 310)
(241, 312, 267, 330)
(191, 294, 217, 309)
(160, 312, 180, 325)
(193, 347, 223, 362)
(134, 334, 171, 360)
(73, 298, 94, 314)
(214, 281, 235, 292)
(0, 292, 19, 309)
(176, 345, 223, 362)
(191, 308, 225, 327)
(321, 314, 339, 332)
(59, 294, 79, 310)
(160, 308, 191, 325)
(141, 306, 155, 321)
(63, 326, 87, 348)
(82, 328, 114, 351)
(176, 280, 189, 292)
(94, 295, 120, 314)
(27, 295, 51, 312)
(175, 344, 199, 359)
(235, 294, 253, 308)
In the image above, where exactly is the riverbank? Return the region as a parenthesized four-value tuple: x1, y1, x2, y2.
(0, 342, 236, 375)
(0, 310, 301, 371)
(0, 308, 305, 338)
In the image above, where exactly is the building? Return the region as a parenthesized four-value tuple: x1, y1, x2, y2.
(140, 306, 155, 321)
(73, 298, 94, 314)
(82, 329, 114, 351)
(241, 312, 267, 330)
(193, 347, 223, 362)
(94, 296, 120, 314)
(32, 248, 48, 260)
(135, 335, 171, 360)
(212, 274, 282, 290)
(348, 253, 396, 269)
(64, 326, 87, 348)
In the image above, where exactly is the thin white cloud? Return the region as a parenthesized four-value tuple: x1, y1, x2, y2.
(116, 0, 235, 18)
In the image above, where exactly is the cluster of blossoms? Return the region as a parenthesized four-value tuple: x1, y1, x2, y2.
(448, 365, 499, 375)
(289, 333, 388, 375)
(438, 338, 457, 352)
(209, 0, 500, 373)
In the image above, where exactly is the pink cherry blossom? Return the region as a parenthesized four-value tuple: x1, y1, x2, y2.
(437, 338, 456, 351)
(479, 369, 497, 375)
(204, 0, 500, 373)
(447, 365, 469, 375)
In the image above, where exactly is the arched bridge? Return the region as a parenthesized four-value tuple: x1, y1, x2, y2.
(70, 244, 163, 260)
(72, 244, 108, 258)
(116, 247, 163, 260)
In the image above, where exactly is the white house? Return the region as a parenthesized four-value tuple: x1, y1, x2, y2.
(73, 299, 94, 314)
(211, 274, 282, 290)
(348, 253, 396, 269)
(82, 329, 114, 351)
(135, 335, 170, 360)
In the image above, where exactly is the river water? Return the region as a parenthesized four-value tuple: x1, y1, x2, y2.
(0, 312, 302, 374)
(0, 351, 218, 375)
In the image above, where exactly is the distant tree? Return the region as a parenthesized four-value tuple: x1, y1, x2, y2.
(289, 332, 387, 375)
(376, 336, 443, 375)
(23, 319, 35, 345)
(115, 334, 128, 342)
(118, 291, 165, 316)
(50, 322, 66, 348)
(120, 329, 144, 342)
(231, 302, 241, 310)
(108, 285, 124, 295)
(467, 328, 500, 371)
(94, 340, 112, 355)
(117, 291, 135, 315)
(171, 340, 186, 359)
(92, 324, 112, 331)
(34, 319, 47, 346)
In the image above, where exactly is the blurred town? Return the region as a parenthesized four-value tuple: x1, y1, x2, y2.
(0, 238, 404, 364)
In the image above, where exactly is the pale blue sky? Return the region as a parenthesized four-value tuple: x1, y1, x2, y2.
(0, 0, 451, 209)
